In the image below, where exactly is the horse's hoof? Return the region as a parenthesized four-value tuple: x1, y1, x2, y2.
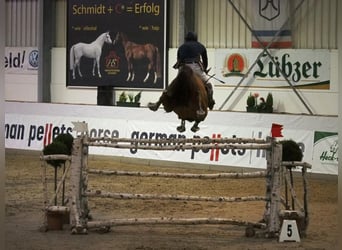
(177, 126, 186, 133)
(191, 126, 200, 133)
(148, 103, 158, 111)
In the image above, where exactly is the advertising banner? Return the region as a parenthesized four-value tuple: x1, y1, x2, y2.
(313, 131, 338, 175)
(215, 49, 331, 90)
(67, 0, 166, 89)
(5, 47, 39, 74)
(5, 102, 338, 175)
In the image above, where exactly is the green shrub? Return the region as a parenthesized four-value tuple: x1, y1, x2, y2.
(43, 141, 69, 168)
(279, 139, 303, 161)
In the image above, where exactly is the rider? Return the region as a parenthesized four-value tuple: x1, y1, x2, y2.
(174, 31, 215, 110)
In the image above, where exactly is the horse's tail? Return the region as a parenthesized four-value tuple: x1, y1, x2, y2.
(69, 45, 75, 70)
(155, 46, 161, 78)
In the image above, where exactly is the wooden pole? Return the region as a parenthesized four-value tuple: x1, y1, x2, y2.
(85, 142, 271, 151)
(87, 217, 267, 229)
(88, 169, 267, 179)
(85, 190, 266, 203)
(87, 137, 268, 145)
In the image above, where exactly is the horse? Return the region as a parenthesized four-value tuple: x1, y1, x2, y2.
(113, 32, 161, 84)
(70, 32, 112, 79)
(148, 65, 208, 132)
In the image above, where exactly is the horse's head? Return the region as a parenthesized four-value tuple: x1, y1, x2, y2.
(103, 32, 112, 44)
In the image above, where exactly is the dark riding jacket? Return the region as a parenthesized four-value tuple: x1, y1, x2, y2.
(177, 40, 208, 71)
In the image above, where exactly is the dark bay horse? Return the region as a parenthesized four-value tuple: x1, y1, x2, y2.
(148, 65, 208, 132)
(113, 32, 161, 83)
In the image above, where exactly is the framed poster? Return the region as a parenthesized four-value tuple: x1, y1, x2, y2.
(67, 0, 166, 89)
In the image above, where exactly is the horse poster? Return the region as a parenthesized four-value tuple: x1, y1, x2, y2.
(67, 0, 166, 89)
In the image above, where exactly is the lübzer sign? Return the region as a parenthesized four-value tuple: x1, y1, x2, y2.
(216, 49, 331, 90)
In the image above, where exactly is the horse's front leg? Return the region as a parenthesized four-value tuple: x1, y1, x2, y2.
(127, 62, 134, 81)
(95, 58, 102, 78)
(177, 120, 186, 133)
(191, 121, 200, 133)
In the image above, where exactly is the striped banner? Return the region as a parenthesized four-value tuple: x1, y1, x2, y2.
(251, 0, 292, 48)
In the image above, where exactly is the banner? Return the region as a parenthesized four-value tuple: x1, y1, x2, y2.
(313, 131, 338, 175)
(216, 49, 331, 90)
(5, 47, 39, 74)
(4, 102, 338, 175)
(67, 0, 166, 89)
(251, 0, 292, 48)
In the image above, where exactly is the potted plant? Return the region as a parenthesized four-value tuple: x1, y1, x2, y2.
(246, 93, 257, 112)
(116, 91, 141, 107)
(265, 92, 273, 113)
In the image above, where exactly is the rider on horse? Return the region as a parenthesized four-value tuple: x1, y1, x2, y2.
(173, 31, 215, 110)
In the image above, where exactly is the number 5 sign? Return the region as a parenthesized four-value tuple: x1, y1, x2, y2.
(279, 220, 301, 242)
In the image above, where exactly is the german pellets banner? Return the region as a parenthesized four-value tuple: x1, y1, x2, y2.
(67, 0, 166, 89)
(216, 49, 332, 90)
(5, 102, 338, 175)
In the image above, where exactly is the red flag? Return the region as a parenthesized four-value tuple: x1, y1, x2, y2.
(271, 123, 283, 137)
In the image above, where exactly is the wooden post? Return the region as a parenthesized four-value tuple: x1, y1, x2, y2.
(41, 155, 48, 230)
(81, 135, 90, 220)
(69, 136, 87, 234)
(264, 137, 282, 236)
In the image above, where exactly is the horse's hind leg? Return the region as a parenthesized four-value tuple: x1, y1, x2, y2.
(191, 121, 200, 133)
(177, 120, 186, 133)
(196, 90, 205, 117)
(153, 72, 157, 84)
(76, 62, 83, 78)
(143, 72, 150, 82)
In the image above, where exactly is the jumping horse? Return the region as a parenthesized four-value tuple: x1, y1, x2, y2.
(70, 32, 112, 79)
(148, 65, 208, 132)
(113, 32, 161, 84)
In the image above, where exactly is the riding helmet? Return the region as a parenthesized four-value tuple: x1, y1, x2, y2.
(185, 31, 198, 42)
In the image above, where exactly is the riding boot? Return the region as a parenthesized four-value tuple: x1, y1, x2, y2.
(205, 82, 215, 110)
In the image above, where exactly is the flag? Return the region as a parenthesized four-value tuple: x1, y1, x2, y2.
(271, 123, 283, 137)
(251, 0, 292, 48)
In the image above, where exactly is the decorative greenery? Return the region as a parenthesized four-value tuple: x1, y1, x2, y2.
(54, 133, 74, 155)
(134, 91, 142, 103)
(279, 139, 303, 161)
(246, 92, 273, 113)
(117, 91, 141, 107)
(43, 141, 69, 168)
(118, 92, 128, 102)
(247, 93, 256, 107)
